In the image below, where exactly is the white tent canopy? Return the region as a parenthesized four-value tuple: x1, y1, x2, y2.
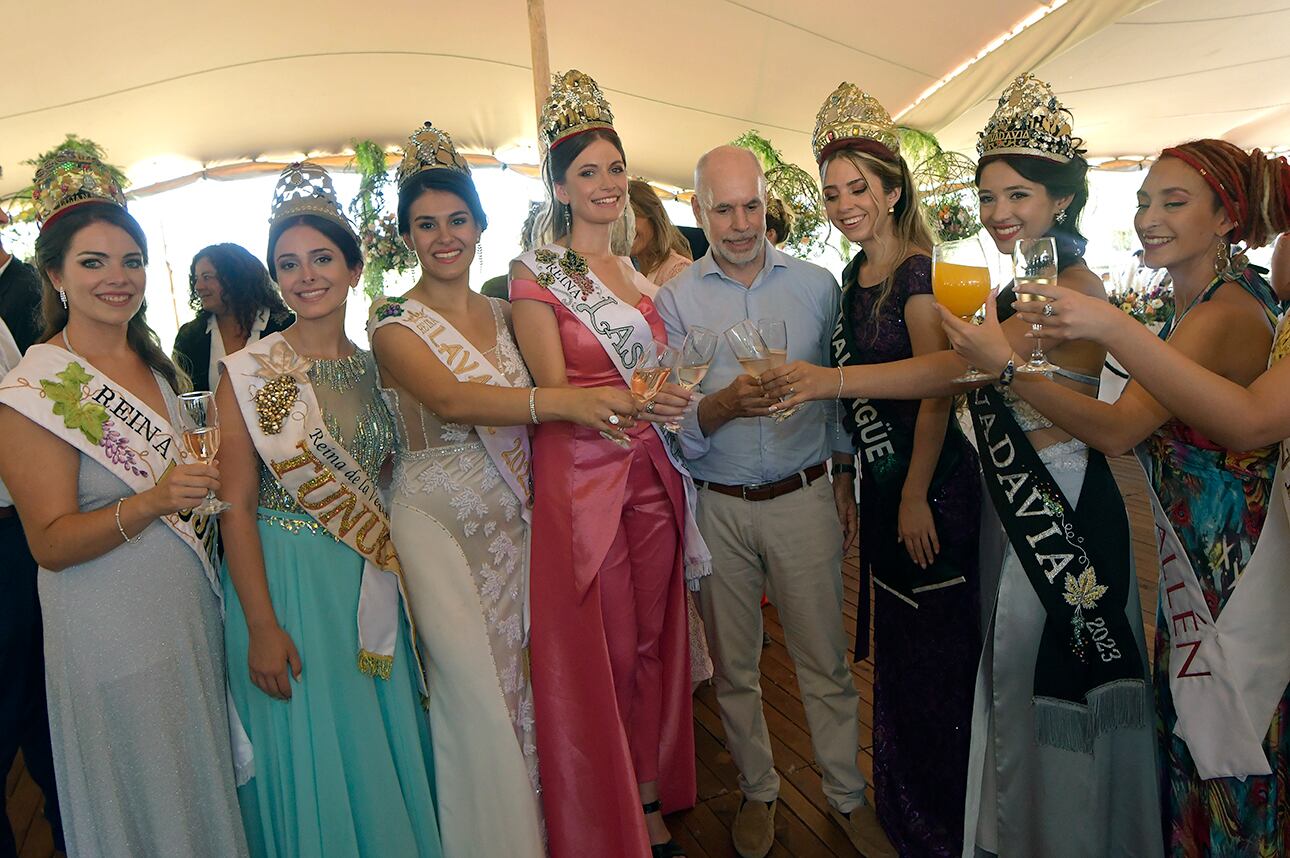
(4, 0, 1287, 200)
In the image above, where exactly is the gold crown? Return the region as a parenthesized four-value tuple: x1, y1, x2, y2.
(812, 83, 900, 163)
(269, 161, 356, 239)
(32, 149, 127, 226)
(977, 74, 1084, 163)
(539, 70, 615, 151)
(396, 121, 471, 188)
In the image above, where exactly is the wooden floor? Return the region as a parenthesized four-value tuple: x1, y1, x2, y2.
(7, 456, 1161, 858)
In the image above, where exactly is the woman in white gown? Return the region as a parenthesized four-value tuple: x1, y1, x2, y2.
(368, 122, 640, 858)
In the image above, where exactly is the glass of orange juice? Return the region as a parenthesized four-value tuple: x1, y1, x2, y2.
(933, 238, 995, 383)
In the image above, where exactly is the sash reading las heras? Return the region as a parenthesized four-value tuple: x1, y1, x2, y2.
(831, 295, 970, 608)
(520, 244, 712, 588)
(968, 383, 1147, 752)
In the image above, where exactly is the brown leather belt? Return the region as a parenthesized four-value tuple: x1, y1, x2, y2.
(695, 462, 829, 502)
(0, 506, 16, 520)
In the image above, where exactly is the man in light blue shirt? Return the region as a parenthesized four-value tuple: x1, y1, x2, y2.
(656, 146, 893, 858)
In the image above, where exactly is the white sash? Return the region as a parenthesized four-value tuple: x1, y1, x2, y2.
(519, 245, 712, 587)
(367, 295, 533, 522)
(1135, 439, 1290, 780)
(221, 333, 424, 692)
(0, 343, 253, 783)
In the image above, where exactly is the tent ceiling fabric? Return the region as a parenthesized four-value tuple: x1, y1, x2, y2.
(926, 0, 1290, 160)
(4, 0, 1286, 201)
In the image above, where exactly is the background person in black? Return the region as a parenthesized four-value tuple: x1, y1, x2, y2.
(172, 243, 292, 393)
(0, 204, 64, 858)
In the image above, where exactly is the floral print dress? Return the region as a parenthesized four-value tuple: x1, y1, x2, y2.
(1149, 275, 1285, 858)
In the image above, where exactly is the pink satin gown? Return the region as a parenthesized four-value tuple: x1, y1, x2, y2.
(511, 278, 696, 858)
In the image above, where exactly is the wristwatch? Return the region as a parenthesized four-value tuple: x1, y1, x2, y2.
(998, 356, 1017, 388)
(832, 462, 857, 476)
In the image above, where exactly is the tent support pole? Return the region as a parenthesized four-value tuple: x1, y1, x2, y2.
(527, 0, 551, 124)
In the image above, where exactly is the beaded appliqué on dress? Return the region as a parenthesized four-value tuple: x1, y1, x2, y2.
(258, 351, 394, 512)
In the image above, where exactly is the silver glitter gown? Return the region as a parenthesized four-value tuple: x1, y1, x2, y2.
(37, 383, 248, 858)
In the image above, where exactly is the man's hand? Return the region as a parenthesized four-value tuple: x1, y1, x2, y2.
(697, 374, 774, 435)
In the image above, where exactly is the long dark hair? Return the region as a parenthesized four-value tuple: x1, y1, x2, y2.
(266, 214, 363, 280)
(35, 204, 187, 393)
(188, 242, 291, 336)
(976, 153, 1090, 270)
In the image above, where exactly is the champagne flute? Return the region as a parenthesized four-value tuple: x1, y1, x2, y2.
(724, 320, 782, 419)
(665, 326, 718, 433)
(756, 319, 799, 421)
(632, 340, 679, 404)
(1012, 237, 1058, 374)
(932, 237, 994, 383)
(177, 391, 231, 514)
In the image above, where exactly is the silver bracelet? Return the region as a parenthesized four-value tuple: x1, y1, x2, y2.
(836, 366, 845, 399)
(114, 497, 143, 545)
(529, 387, 540, 425)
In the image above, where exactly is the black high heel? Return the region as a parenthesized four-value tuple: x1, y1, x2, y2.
(643, 800, 687, 858)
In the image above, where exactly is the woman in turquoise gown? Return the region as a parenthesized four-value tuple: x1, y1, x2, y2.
(216, 163, 442, 858)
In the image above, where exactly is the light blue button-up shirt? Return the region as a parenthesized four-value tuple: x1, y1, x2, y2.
(655, 241, 853, 485)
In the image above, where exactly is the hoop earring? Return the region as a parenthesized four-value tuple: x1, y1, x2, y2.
(58, 289, 67, 309)
(1055, 209, 1067, 224)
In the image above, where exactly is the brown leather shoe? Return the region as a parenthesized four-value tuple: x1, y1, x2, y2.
(829, 803, 896, 857)
(732, 798, 776, 858)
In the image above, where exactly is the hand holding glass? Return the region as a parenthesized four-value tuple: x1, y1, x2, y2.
(932, 238, 994, 384)
(665, 326, 718, 433)
(177, 391, 231, 515)
(724, 320, 785, 419)
(1012, 237, 1058, 374)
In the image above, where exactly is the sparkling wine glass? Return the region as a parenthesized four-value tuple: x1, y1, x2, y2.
(932, 238, 994, 384)
(756, 319, 799, 421)
(177, 391, 231, 514)
(665, 326, 718, 433)
(1012, 237, 1058, 374)
(725, 320, 781, 419)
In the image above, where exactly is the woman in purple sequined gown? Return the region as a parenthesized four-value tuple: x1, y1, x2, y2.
(821, 140, 981, 858)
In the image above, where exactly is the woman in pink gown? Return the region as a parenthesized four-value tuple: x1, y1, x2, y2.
(509, 70, 699, 858)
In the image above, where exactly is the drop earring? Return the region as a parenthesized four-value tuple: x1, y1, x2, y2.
(564, 204, 572, 233)
(58, 288, 67, 309)
(1055, 209, 1067, 224)
(476, 240, 483, 271)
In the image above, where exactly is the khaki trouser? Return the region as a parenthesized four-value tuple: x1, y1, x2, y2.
(695, 476, 866, 812)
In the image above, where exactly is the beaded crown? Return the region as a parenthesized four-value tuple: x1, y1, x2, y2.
(396, 121, 471, 188)
(268, 161, 356, 239)
(977, 74, 1084, 163)
(539, 70, 615, 152)
(811, 83, 900, 164)
(32, 149, 127, 227)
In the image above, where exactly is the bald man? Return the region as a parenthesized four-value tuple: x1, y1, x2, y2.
(656, 147, 893, 858)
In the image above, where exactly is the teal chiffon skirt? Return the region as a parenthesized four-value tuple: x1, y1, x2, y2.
(224, 508, 443, 858)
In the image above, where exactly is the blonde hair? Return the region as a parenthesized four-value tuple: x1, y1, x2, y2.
(628, 179, 692, 277)
(820, 148, 937, 342)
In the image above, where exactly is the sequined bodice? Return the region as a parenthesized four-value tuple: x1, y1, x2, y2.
(258, 349, 395, 512)
(1000, 385, 1055, 432)
(382, 298, 532, 458)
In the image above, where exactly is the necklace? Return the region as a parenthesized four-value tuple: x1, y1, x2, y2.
(61, 329, 82, 358)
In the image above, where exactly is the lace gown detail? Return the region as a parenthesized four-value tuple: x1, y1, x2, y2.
(380, 297, 545, 858)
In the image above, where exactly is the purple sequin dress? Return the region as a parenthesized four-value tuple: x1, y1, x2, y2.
(841, 254, 982, 858)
